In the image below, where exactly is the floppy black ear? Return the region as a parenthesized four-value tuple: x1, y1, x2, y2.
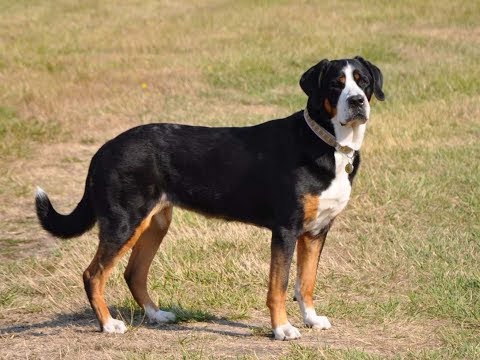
(355, 56, 385, 101)
(299, 59, 330, 96)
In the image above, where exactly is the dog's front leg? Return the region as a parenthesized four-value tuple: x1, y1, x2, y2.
(266, 229, 301, 340)
(295, 231, 332, 330)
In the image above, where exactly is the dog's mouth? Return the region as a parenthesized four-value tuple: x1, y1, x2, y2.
(340, 113, 368, 127)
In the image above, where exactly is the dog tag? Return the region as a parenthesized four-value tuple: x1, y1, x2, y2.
(345, 163, 354, 174)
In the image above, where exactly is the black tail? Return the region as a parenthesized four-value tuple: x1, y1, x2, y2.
(35, 186, 96, 239)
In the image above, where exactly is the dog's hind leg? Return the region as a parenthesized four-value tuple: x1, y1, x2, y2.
(124, 206, 176, 324)
(83, 204, 165, 333)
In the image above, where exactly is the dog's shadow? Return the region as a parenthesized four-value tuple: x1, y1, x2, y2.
(0, 306, 271, 339)
(0, 308, 96, 337)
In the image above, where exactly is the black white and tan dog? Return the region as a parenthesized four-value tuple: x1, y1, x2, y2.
(35, 56, 384, 340)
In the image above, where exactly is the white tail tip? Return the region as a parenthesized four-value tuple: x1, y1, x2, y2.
(35, 186, 47, 199)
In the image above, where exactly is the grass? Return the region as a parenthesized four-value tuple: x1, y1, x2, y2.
(0, 0, 479, 359)
(0, 106, 64, 158)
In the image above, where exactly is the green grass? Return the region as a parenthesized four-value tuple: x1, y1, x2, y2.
(0, 106, 64, 158)
(0, 0, 479, 359)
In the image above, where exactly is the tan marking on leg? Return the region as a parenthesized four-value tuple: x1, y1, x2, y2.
(296, 233, 326, 309)
(267, 247, 289, 328)
(83, 202, 167, 330)
(124, 206, 173, 312)
(303, 194, 319, 225)
(83, 245, 115, 328)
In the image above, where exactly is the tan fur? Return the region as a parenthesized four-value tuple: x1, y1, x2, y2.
(83, 201, 170, 329)
(296, 233, 326, 309)
(303, 194, 319, 225)
(324, 98, 337, 118)
(266, 248, 289, 328)
(124, 206, 173, 314)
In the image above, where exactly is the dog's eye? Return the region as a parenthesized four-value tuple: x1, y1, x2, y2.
(338, 75, 346, 85)
(353, 72, 368, 87)
(357, 76, 368, 88)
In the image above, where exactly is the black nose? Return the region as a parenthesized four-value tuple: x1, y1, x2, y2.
(348, 95, 365, 107)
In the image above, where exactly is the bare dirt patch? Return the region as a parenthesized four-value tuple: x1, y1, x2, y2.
(0, 309, 444, 359)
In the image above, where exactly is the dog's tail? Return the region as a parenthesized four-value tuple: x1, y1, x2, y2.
(35, 186, 96, 239)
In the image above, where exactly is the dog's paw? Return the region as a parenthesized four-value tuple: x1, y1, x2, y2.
(305, 314, 331, 330)
(149, 309, 176, 323)
(102, 318, 127, 334)
(273, 322, 302, 340)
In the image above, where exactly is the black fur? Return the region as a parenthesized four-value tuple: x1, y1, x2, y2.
(354, 56, 385, 101)
(36, 56, 384, 244)
(37, 57, 384, 241)
(36, 56, 384, 304)
(36, 185, 95, 239)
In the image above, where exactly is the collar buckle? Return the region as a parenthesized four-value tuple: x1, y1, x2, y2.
(337, 145, 354, 154)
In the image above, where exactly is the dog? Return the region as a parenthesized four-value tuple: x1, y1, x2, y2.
(35, 56, 384, 340)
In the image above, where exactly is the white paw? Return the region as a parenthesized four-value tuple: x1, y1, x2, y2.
(305, 314, 331, 330)
(102, 318, 127, 334)
(148, 309, 176, 323)
(273, 322, 302, 341)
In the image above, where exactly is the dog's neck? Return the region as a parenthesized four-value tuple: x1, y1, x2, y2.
(305, 106, 366, 152)
(331, 119, 366, 151)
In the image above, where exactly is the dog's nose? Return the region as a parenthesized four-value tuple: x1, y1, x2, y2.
(347, 95, 365, 107)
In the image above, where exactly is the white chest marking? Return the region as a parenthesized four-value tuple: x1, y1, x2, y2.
(304, 152, 352, 235)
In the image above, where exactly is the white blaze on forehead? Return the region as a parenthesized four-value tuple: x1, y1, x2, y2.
(336, 64, 370, 121)
(342, 64, 365, 98)
(331, 63, 370, 150)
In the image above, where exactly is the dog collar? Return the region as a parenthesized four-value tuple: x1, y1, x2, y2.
(303, 108, 355, 174)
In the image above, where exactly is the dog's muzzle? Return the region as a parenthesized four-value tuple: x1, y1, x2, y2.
(342, 95, 368, 127)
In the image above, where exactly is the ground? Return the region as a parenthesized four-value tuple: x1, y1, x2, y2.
(0, 1, 479, 359)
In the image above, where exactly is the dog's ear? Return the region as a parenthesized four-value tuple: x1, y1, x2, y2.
(355, 56, 385, 101)
(299, 59, 330, 96)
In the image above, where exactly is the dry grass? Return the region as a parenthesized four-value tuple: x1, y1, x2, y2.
(1, 0, 479, 359)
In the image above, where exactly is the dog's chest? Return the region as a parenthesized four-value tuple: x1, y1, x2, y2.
(303, 152, 352, 235)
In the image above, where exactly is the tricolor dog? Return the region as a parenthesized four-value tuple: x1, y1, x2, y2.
(36, 56, 384, 340)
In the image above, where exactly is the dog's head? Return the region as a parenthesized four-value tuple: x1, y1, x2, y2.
(300, 56, 385, 127)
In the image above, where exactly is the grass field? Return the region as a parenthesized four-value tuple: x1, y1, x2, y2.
(0, 0, 479, 358)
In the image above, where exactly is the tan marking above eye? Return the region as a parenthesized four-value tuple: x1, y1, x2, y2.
(354, 72, 360, 81)
(339, 75, 346, 84)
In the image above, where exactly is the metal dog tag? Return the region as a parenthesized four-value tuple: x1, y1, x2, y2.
(345, 163, 354, 174)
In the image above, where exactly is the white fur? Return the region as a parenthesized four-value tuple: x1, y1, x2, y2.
(300, 64, 370, 332)
(145, 305, 176, 323)
(303, 309, 331, 329)
(294, 281, 332, 330)
(272, 322, 301, 340)
(333, 64, 369, 151)
(304, 64, 370, 236)
(102, 318, 127, 334)
(35, 186, 47, 199)
(303, 151, 352, 236)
